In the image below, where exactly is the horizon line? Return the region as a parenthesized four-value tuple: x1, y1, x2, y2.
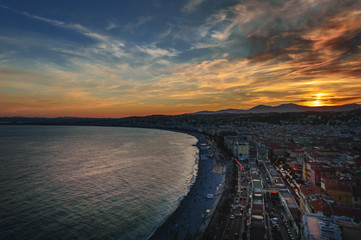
(1, 102, 360, 119)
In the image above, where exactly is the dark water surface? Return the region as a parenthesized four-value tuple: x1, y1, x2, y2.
(0, 125, 198, 240)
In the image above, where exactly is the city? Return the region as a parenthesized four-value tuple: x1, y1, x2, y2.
(200, 109, 361, 240)
(1, 1, 361, 239)
(2, 108, 361, 239)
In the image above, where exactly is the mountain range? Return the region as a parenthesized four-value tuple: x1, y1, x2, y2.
(192, 103, 361, 114)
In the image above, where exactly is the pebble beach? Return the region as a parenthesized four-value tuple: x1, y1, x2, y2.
(149, 134, 226, 240)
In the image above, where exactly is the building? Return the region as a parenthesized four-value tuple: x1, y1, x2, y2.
(303, 212, 361, 240)
(234, 141, 250, 158)
(303, 162, 336, 185)
(299, 184, 334, 216)
(266, 142, 287, 158)
(321, 177, 353, 206)
(289, 150, 305, 163)
(302, 212, 342, 240)
(333, 206, 361, 223)
(300, 184, 322, 214)
(353, 186, 361, 207)
(309, 198, 333, 217)
(305, 151, 328, 162)
(334, 215, 361, 240)
(278, 189, 300, 236)
(249, 167, 266, 240)
(223, 136, 249, 158)
(257, 143, 268, 160)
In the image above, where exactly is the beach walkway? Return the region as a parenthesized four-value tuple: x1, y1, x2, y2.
(149, 135, 225, 240)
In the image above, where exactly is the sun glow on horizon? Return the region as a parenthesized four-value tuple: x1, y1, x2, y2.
(310, 100, 324, 107)
(304, 93, 333, 107)
(0, 1, 360, 117)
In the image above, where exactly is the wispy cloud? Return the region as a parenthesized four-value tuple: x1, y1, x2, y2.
(122, 16, 154, 32)
(106, 22, 117, 31)
(1, 1, 360, 117)
(137, 45, 178, 58)
(1, 5, 93, 40)
(0, 4, 126, 59)
(182, 0, 206, 13)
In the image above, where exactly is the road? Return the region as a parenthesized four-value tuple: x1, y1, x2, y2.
(222, 169, 248, 240)
(264, 185, 291, 240)
(220, 140, 300, 240)
(258, 158, 294, 240)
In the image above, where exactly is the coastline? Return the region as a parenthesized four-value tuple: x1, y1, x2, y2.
(149, 132, 225, 240)
(1, 124, 225, 239)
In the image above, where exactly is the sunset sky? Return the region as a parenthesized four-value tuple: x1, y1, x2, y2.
(1, 0, 361, 117)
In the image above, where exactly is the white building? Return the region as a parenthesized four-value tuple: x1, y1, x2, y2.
(303, 212, 342, 240)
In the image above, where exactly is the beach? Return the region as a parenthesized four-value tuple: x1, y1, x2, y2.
(149, 133, 226, 240)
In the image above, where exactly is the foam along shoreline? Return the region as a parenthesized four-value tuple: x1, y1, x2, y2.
(149, 133, 225, 240)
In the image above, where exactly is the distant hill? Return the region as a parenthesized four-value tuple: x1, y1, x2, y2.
(191, 103, 361, 114)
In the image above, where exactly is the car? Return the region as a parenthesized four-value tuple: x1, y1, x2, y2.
(230, 215, 234, 219)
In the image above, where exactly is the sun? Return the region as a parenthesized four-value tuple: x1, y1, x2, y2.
(305, 93, 330, 107)
(310, 100, 323, 107)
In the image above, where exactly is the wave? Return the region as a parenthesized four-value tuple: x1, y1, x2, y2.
(145, 227, 157, 240)
(146, 137, 201, 240)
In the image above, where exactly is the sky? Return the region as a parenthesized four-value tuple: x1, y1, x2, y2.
(0, 0, 361, 117)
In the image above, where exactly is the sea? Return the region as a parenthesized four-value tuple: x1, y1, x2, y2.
(0, 125, 199, 240)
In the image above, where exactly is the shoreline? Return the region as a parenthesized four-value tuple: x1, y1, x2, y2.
(149, 131, 225, 240)
(2, 124, 224, 239)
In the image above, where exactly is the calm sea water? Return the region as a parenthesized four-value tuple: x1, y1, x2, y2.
(0, 125, 198, 240)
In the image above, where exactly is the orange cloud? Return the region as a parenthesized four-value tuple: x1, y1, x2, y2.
(1, 1, 361, 117)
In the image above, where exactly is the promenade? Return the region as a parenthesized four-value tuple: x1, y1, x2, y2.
(149, 135, 226, 240)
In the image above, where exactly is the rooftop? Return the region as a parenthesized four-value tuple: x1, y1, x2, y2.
(303, 213, 342, 240)
(309, 198, 333, 217)
(323, 178, 352, 192)
(300, 184, 322, 196)
(333, 206, 361, 222)
(253, 180, 262, 189)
